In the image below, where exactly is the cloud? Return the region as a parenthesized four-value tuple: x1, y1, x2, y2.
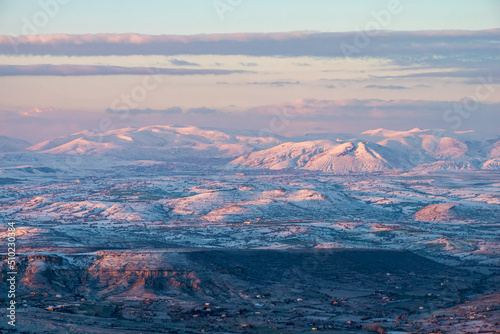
(364, 85, 408, 90)
(4, 99, 500, 142)
(106, 107, 183, 115)
(1, 30, 498, 62)
(247, 81, 301, 87)
(215, 81, 301, 87)
(240, 62, 258, 67)
(187, 107, 217, 114)
(248, 98, 500, 124)
(170, 59, 200, 66)
(0, 64, 247, 76)
(106, 106, 222, 116)
(375, 69, 500, 84)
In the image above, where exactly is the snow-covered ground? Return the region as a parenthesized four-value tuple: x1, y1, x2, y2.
(1, 159, 499, 267)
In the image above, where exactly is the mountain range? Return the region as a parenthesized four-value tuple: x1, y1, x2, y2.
(1, 125, 500, 173)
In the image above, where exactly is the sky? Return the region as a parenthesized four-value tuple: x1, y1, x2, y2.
(1, 0, 500, 35)
(0, 0, 499, 142)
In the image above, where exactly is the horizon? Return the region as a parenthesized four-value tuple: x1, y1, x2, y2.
(2, 94, 500, 142)
(3, 122, 498, 145)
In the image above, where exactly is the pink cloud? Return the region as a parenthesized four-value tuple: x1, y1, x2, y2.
(2, 99, 500, 143)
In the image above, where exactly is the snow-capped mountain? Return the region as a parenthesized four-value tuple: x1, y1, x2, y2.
(2, 125, 499, 173)
(360, 128, 500, 171)
(26, 125, 283, 160)
(230, 128, 500, 173)
(362, 128, 498, 159)
(230, 140, 414, 173)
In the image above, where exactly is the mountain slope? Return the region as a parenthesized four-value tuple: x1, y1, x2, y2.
(231, 140, 413, 173)
(15, 126, 500, 173)
(230, 140, 335, 170)
(27, 125, 282, 161)
(0, 135, 31, 153)
(303, 141, 413, 173)
(362, 128, 499, 161)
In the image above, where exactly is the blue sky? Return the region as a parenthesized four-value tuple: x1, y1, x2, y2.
(0, 0, 499, 36)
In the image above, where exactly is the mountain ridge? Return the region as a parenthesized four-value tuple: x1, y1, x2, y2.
(2, 125, 499, 174)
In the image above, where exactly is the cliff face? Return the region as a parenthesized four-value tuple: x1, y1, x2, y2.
(0, 249, 494, 333)
(1, 249, 459, 302)
(1, 252, 205, 300)
(2, 254, 77, 293)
